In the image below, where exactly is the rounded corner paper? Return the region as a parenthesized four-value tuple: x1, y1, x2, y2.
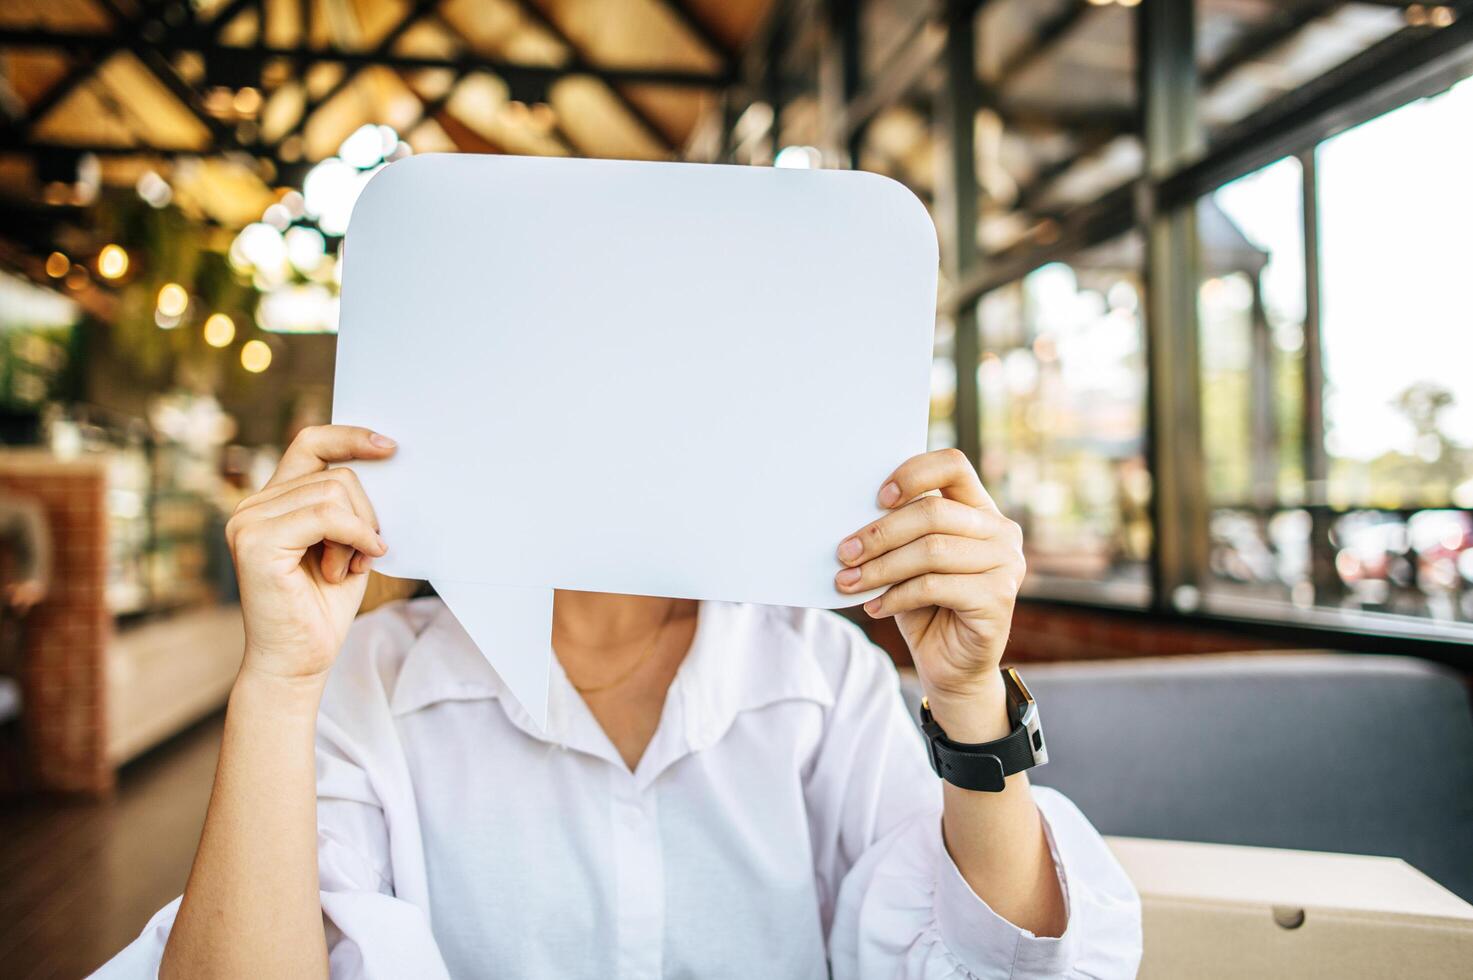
(333, 154, 938, 722)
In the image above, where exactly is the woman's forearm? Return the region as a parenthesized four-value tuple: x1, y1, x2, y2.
(160, 664, 330, 979)
(928, 680, 1068, 939)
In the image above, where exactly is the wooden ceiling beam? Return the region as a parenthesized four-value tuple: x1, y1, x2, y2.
(3, 0, 248, 160)
(1203, 1, 1348, 88)
(2, 0, 163, 140)
(1000, 0, 1349, 221)
(397, 68, 587, 159)
(270, 0, 445, 151)
(655, 0, 738, 67)
(0, 28, 729, 89)
(988, 0, 1095, 93)
(502, 0, 677, 152)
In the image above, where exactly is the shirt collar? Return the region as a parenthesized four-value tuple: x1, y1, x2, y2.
(389, 598, 834, 757)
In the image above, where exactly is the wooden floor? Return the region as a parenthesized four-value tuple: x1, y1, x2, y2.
(0, 713, 224, 978)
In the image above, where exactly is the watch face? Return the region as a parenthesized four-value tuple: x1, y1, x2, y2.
(1004, 667, 1047, 766)
(1003, 666, 1034, 706)
(1002, 667, 1033, 727)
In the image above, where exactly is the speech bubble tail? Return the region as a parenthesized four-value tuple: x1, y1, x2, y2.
(433, 580, 553, 731)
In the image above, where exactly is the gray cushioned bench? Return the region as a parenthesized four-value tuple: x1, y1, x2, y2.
(898, 652, 1473, 902)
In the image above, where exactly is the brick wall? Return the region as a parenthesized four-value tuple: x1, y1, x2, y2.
(0, 452, 111, 796)
(848, 598, 1291, 670)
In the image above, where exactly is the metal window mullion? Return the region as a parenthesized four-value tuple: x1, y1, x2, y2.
(1299, 146, 1341, 606)
(936, 0, 981, 464)
(819, 0, 863, 168)
(1138, 0, 1207, 612)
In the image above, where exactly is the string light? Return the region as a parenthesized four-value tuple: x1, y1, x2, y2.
(240, 339, 272, 373)
(157, 282, 189, 318)
(136, 170, 172, 208)
(232, 87, 262, 116)
(204, 313, 236, 348)
(45, 252, 70, 278)
(97, 244, 129, 280)
(774, 145, 822, 169)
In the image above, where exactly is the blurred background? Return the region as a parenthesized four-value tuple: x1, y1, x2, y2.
(0, 0, 1471, 975)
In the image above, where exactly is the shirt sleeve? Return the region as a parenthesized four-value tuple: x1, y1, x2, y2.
(313, 714, 452, 980)
(91, 617, 452, 980)
(88, 720, 450, 980)
(810, 618, 1142, 980)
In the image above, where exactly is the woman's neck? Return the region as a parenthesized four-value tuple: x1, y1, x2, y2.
(551, 591, 699, 771)
(551, 591, 682, 649)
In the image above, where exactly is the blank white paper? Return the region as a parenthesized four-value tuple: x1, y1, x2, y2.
(333, 154, 937, 727)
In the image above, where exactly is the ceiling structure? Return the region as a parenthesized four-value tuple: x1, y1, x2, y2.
(0, 0, 1463, 296)
(0, 0, 765, 159)
(838, 0, 1443, 259)
(0, 0, 780, 321)
(0, 0, 765, 230)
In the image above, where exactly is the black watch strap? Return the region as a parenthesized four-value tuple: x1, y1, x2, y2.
(919, 701, 1037, 793)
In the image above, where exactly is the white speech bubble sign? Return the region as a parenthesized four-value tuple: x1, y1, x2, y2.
(332, 154, 937, 727)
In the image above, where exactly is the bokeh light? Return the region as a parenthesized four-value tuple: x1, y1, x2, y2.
(303, 158, 369, 236)
(203, 313, 236, 348)
(240, 339, 272, 373)
(97, 244, 129, 280)
(157, 283, 189, 318)
(774, 145, 821, 169)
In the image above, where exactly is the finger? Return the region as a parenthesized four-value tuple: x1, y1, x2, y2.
(237, 503, 386, 567)
(321, 540, 354, 584)
(863, 570, 1018, 618)
(237, 468, 380, 581)
(877, 448, 993, 511)
(268, 425, 396, 487)
(838, 495, 1004, 566)
(239, 467, 379, 530)
(229, 479, 362, 533)
(836, 534, 1008, 594)
(349, 552, 374, 576)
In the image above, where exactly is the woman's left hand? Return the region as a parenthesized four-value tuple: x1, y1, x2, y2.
(835, 448, 1025, 732)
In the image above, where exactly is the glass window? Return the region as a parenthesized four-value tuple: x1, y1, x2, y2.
(1200, 77, 1473, 631)
(1196, 156, 1311, 608)
(1312, 76, 1473, 626)
(1317, 77, 1473, 511)
(977, 232, 1151, 602)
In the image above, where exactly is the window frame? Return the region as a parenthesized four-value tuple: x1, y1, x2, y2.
(738, 0, 1473, 652)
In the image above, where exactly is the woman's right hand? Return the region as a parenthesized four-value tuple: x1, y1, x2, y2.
(227, 425, 395, 683)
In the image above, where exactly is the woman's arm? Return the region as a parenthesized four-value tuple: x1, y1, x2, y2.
(161, 672, 331, 978)
(834, 448, 1064, 938)
(928, 680, 1066, 937)
(159, 425, 394, 979)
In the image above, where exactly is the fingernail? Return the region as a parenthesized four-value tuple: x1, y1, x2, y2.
(864, 598, 883, 616)
(878, 482, 901, 507)
(838, 537, 862, 562)
(369, 433, 396, 449)
(374, 533, 387, 554)
(836, 566, 861, 588)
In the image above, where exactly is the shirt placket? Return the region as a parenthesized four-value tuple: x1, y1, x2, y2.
(611, 769, 664, 980)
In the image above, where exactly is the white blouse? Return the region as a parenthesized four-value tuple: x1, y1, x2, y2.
(100, 597, 1141, 979)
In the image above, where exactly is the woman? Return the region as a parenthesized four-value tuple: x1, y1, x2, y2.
(100, 425, 1140, 978)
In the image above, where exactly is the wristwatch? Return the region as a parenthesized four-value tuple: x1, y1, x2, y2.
(918, 667, 1047, 792)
